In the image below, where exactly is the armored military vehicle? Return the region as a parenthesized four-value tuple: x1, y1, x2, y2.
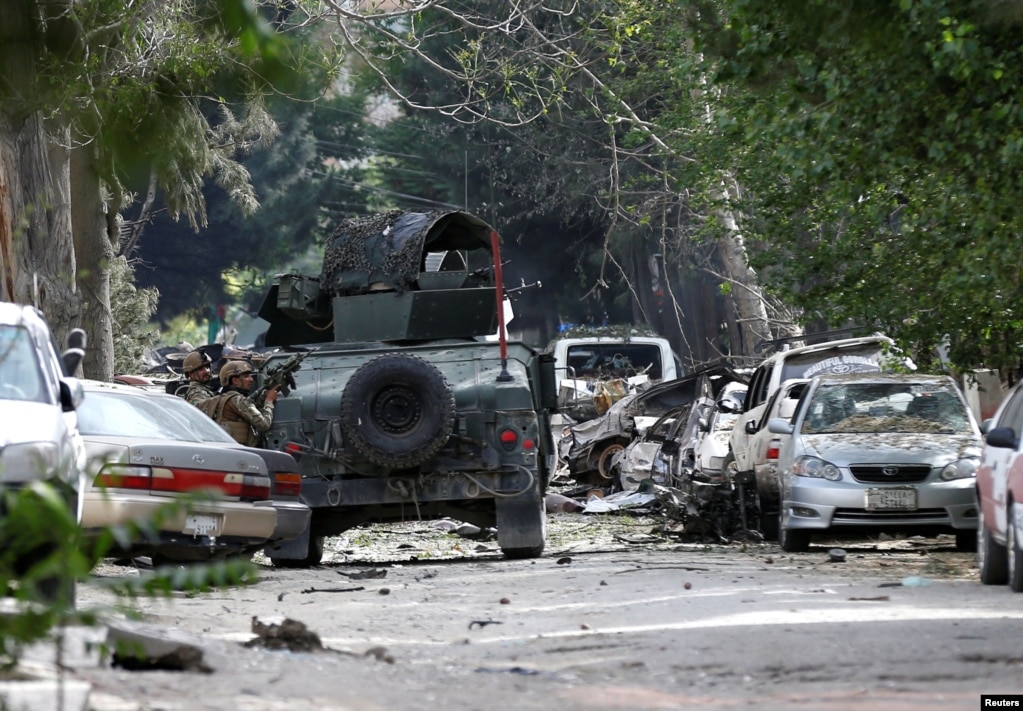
(256, 210, 557, 565)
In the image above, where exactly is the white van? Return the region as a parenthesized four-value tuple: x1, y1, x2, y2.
(729, 334, 901, 491)
(549, 334, 684, 423)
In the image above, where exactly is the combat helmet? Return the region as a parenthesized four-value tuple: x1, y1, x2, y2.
(182, 350, 211, 375)
(219, 360, 254, 385)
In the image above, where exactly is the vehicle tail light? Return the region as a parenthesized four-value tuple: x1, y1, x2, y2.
(273, 472, 302, 497)
(146, 468, 271, 500)
(767, 439, 781, 461)
(499, 428, 519, 451)
(95, 464, 152, 491)
(284, 442, 303, 459)
(238, 474, 272, 500)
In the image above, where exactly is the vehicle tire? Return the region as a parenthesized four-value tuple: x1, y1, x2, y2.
(270, 535, 325, 569)
(758, 500, 780, 542)
(978, 502, 1008, 585)
(778, 507, 811, 553)
(596, 443, 625, 481)
(1008, 502, 1023, 592)
(497, 494, 546, 560)
(341, 354, 456, 469)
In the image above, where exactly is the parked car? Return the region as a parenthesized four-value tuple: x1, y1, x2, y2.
(76, 380, 280, 561)
(110, 374, 311, 560)
(975, 381, 1023, 590)
(745, 378, 810, 539)
(730, 334, 900, 485)
(767, 372, 981, 552)
(0, 302, 86, 603)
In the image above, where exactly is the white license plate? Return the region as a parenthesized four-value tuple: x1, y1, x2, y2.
(865, 487, 917, 511)
(185, 513, 222, 536)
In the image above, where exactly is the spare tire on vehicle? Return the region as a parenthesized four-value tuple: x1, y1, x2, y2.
(340, 354, 456, 469)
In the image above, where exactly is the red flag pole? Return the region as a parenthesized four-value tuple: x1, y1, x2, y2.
(491, 230, 511, 382)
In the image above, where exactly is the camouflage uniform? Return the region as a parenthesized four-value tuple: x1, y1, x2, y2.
(215, 390, 275, 447)
(183, 380, 216, 408)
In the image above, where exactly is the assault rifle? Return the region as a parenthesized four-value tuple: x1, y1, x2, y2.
(250, 349, 312, 405)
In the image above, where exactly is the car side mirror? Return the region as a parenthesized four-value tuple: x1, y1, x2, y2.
(985, 426, 1018, 450)
(59, 377, 84, 412)
(744, 420, 758, 434)
(980, 418, 993, 435)
(767, 417, 794, 435)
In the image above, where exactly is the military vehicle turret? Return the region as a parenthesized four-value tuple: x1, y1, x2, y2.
(256, 210, 557, 565)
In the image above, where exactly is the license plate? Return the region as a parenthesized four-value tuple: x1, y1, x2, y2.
(185, 513, 222, 536)
(865, 487, 917, 511)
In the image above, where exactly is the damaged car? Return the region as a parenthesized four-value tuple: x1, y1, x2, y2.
(567, 364, 757, 540)
(767, 372, 982, 552)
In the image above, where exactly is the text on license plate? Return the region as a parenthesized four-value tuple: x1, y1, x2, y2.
(185, 513, 222, 536)
(865, 487, 917, 511)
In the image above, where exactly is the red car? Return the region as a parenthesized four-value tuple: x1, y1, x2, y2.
(976, 381, 1023, 590)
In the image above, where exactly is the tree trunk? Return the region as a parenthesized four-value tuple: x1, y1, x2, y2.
(0, 0, 78, 347)
(716, 195, 772, 356)
(71, 145, 115, 380)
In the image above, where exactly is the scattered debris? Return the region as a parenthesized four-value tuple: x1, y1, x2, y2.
(499, 597, 511, 605)
(828, 548, 847, 563)
(364, 646, 395, 664)
(301, 586, 365, 594)
(545, 492, 585, 513)
(338, 568, 388, 580)
(476, 666, 542, 676)
(245, 617, 322, 652)
(556, 556, 572, 565)
(107, 621, 212, 673)
(468, 619, 503, 630)
(849, 596, 891, 601)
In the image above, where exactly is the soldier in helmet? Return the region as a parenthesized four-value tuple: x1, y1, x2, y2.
(178, 350, 216, 407)
(211, 360, 280, 446)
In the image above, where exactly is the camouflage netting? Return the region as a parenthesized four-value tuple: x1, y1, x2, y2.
(320, 210, 495, 297)
(320, 210, 428, 297)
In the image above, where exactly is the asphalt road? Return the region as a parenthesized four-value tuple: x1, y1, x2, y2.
(59, 518, 1022, 711)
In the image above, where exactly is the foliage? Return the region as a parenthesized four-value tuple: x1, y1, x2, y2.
(136, 85, 372, 323)
(688, 0, 1023, 373)
(0, 481, 259, 671)
(110, 257, 160, 374)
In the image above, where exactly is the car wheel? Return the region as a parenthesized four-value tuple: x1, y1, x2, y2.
(340, 354, 456, 469)
(778, 507, 810, 553)
(978, 503, 1008, 586)
(1008, 502, 1023, 592)
(596, 443, 625, 481)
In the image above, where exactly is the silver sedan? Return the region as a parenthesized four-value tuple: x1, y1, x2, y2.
(767, 372, 982, 552)
(77, 381, 279, 561)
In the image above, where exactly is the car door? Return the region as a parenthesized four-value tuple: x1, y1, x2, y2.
(731, 361, 774, 472)
(979, 385, 1023, 542)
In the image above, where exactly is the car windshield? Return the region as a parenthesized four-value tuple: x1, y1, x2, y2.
(0, 325, 46, 403)
(801, 382, 971, 435)
(566, 344, 663, 379)
(77, 389, 237, 443)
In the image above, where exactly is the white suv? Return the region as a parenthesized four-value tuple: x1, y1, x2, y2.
(0, 302, 86, 602)
(727, 335, 902, 532)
